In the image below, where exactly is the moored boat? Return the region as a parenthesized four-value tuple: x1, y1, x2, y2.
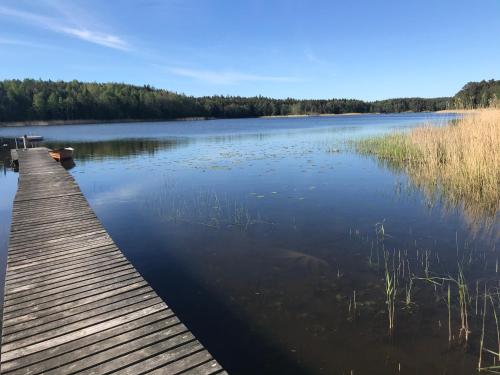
(49, 147, 74, 161)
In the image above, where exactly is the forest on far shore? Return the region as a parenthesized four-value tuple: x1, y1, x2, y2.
(0, 78, 498, 123)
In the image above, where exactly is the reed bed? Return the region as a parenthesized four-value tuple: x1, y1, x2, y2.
(357, 110, 500, 223)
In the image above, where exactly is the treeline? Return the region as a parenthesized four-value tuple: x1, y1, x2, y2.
(0, 78, 494, 123)
(452, 79, 500, 109)
(0, 80, 201, 122)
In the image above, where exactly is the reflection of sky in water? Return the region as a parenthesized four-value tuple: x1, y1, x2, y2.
(0, 113, 457, 141)
(2, 112, 494, 375)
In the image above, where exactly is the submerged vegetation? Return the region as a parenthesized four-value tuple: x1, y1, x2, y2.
(144, 182, 271, 232)
(356, 109, 500, 224)
(146, 174, 500, 372)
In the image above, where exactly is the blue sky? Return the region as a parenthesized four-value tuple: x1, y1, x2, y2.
(0, 0, 498, 100)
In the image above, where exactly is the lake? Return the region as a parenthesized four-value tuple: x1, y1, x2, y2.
(1, 113, 498, 374)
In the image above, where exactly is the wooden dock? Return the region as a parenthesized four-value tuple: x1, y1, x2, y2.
(1, 148, 225, 374)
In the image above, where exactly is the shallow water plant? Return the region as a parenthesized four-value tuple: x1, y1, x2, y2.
(479, 285, 487, 370)
(356, 133, 422, 169)
(355, 110, 500, 225)
(404, 278, 413, 309)
(447, 283, 452, 344)
(488, 294, 500, 363)
(384, 250, 398, 335)
(456, 265, 470, 343)
(375, 220, 386, 241)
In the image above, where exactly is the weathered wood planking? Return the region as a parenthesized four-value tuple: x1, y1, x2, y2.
(1, 148, 226, 375)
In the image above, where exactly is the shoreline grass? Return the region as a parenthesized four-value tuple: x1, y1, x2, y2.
(355, 109, 500, 224)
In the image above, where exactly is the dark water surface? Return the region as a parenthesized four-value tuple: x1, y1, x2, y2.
(1, 114, 498, 374)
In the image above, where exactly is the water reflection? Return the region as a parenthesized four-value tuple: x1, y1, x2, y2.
(369, 156, 499, 240)
(46, 138, 190, 162)
(0, 113, 496, 374)
(60, 158, 76, 170)
(0, 146, 13, 174)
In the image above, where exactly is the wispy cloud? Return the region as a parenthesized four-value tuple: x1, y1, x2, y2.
(58, 27, 128, 50)
(305, 52, 327, 65)
(304, 50, 336, 78)
(0, 36, 54, 49)
(169, 67, 299, 85)
(0, 5, 129, 51)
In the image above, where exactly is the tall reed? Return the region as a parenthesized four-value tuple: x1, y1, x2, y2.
(356, 109, 500, 224)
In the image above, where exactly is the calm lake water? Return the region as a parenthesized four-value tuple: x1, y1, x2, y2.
(1, 114, 498, 374)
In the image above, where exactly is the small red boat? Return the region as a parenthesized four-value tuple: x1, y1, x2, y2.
(49, 147, 74, 161)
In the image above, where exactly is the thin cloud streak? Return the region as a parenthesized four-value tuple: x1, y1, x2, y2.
(305, 52, 327, 65)
(0, 5, 129, 51)
(0, 37, 54, 49)
(169, 67, 300, 85)
(59, 28, 128, 50)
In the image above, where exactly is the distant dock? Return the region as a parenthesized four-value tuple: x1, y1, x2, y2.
(1, 147, 226, 374)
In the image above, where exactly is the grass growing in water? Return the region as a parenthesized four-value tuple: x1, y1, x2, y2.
(355, 109, 500, 224)
(383, 250, 397, 335)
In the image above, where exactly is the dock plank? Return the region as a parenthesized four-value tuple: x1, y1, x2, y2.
(1, 148, 225, 374)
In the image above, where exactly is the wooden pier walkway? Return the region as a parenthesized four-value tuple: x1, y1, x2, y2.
(1, 148, 225, 374)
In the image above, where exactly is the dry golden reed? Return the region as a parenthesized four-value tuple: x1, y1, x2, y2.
(356, 109, 500, 226)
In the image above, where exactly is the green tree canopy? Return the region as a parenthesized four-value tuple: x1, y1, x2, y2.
(0, 78, 492, 123)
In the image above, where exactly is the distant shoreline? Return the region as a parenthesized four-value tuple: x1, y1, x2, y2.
(0, 117, 213, 128)
(258, 112, 365, 118)
(0, 111, 458, 128)
(436, 109, 477, 114)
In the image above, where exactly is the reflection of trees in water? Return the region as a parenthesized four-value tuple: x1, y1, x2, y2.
(46, 138, 190, 161)
(0, 147, 10, 174)
(1, 161, 10, 174)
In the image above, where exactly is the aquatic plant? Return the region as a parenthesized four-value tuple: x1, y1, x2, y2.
(404, 278, 413, 308)
(479, 285, 487, 370)
(447, 283, 452, 344)
(144, 183, 270, 232)
(340, 221, 500, 371)
(356, 133, 422, 168)
(489, 294, 500, 363)
(355, 109, 500, 226)
(375, 220, 386, 241)
(456, 264, 470, 343)
(383, 250, 398, 335)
